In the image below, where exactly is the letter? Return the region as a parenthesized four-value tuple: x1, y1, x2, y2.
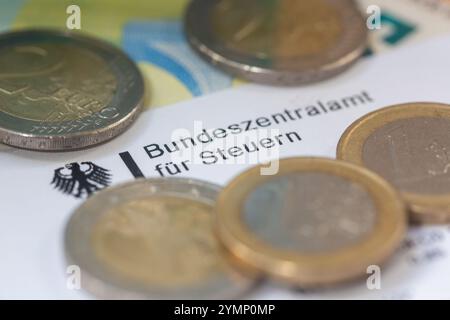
(179, 136, 196, 148)
(341, 94, 365, 108)
(144, 144, 164, 159)
(241, 120, 253, 131)
(66, 5, 81, 30)
(243, 142, 260, 153)
(269, 305, 275, 313)
(306, 106, 321, 116)
(366, 265, 381, 290)
(174, 307, 180, 315)
(271, 113, 287, 124)
(294, 108, 303, 119)
(197, 128, 213, 143)
(286, 131, 302, 143)
(155, 163, 165, 177)
(260, 158, 279, 176)
(255, 117, 271, 127)
(274, 134, 284, 145)
(163, 141, 180, 153)
(200, 151, 218, 165)
(66, 265, 81, 290)
(361, 90, 374, 102)
(212, 128, 227, 139)
(228, 146, 244, 157)
(317, 101, 328, 113)
(228, 123, 242, 134)
(260, 138, 276, 149)
(284, 109, 296, 120)
(181, 160, 190, 171)
(259, 305, 268, 314)
(366, 5, 381, 30)
(165, 162, 181, 175)
(327, 100, 342, 111)
(216, 147, 228, 160)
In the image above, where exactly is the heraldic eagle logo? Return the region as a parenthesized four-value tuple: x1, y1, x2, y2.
(51, 162, 111, 198)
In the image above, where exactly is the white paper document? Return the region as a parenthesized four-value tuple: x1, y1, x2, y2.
(2, 35, 450, 299)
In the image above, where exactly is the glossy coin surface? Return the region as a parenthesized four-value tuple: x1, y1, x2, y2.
(0, 29, 144, 150)
(337, 102, 450, 223)
(65, 178, 255, 299)
(185, 0, 367, 85)
(216, 158, 406, 287)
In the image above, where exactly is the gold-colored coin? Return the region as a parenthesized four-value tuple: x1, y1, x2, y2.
(185, 0, 367, 85)
(337, 102, 450, 224)
(0, 29, 144, 150)
(65, 178, 256, 299)
(216, 157, 406, 287)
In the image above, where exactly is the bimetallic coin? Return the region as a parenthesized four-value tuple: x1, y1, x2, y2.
(184, 0, 367, 85)
(65, 178, 256, 299)
(216, 158, 406, 287)
(337, 102, 450, 223)
(0, 29, 144, 150)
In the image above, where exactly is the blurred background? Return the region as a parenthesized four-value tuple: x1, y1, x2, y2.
(1, 0, 449, 110)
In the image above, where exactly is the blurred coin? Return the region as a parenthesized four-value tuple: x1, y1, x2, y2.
(65, 178, 256, 299)
(0, 29, 144, 151)
(337, 102, 450, 224)
(216, 157, 406, 287)
(184, 0, 367, 85)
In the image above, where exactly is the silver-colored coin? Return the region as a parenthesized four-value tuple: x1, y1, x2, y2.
(184, 0, 367, 85)
(65, 178, 256, 299)
(243, 172, 377, 253)
(0, 29, 144, 151)
(216, 158, 406, 286)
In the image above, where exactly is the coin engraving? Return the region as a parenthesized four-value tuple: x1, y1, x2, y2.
(212, 0, 343, 60)
(363, 117, 450, 195)
(93, 196, 228, 287)
(0, 30, 144, 150)
(65, 178, 254, 299)
(186, 0, 367, 85)
(216, 158, 406, 286)
(0, 44, 116, 122)
(243, 172, 376, 253)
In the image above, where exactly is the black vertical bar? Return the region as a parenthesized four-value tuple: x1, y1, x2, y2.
(119, 152, 145, 178)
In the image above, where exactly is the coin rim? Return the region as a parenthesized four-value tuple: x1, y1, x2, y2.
(0, 28, 144, 151)
(336, 102, 450, 223)
(64, 177, 257, 299)
(184, 0, 368, 85)
(215, 157, 406, 287)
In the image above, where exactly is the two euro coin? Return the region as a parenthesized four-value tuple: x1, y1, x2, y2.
(0, 29, 144, 151)
(185, 0, 367, 85)
(65, 178, 256, 299)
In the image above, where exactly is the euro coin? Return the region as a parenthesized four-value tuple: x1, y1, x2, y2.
(337, 102, 450, 224)
(184, 0, 367, 85)
(65, 178, 256, 299)
(0, 29, 144, 151)
(216, 157, 406, 287)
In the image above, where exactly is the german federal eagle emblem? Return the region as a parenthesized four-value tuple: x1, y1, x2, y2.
(51, 162, 111, 198)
